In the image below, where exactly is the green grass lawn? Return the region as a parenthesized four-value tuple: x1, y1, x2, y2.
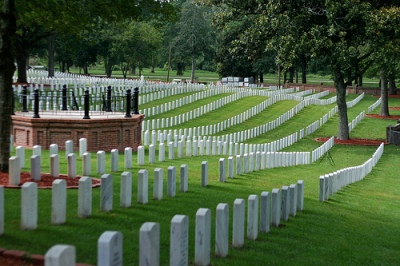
(69, 66, 383, 88)
(1, 91, 400, 265)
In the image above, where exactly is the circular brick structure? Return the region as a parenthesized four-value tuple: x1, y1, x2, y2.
(11, 112, 145, 152)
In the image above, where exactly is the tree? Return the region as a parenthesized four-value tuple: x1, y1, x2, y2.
(0, 0, 16, 172)
(172, 0, 215, 82)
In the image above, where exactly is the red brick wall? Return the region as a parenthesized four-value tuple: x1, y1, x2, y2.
(11, 114, 145, 152)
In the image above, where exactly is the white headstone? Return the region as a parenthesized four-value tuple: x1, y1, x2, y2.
(124, 147, 132, 169)
(21, 182, 37, 230)
(45, 245, 75, 266)
(153, 168, 163, 200)
(167, 166, 176, 197)
(247, 194, 258, 240)
(78, 176, 92, 218)
(120, 172, 132, 208)
(9, 156, 20, 186)
(260, 192, 271, 233)
(111, 149, 118, 172)
(52, 179, 66, 224)
(180, 164, 188, 192)
(16, 146, 25, 168)
(30, 155, 41, 181)
(195, 208, 211, 266)
(139, 222, 160, 266)
(170, 215, 189, 266)
(82, 152, 91, 176)
(272, 188, 280, 227)
(50, 154, 60, 178)
(97, 151, 105, 175)
(79, 138, 87, 157)
(215, 203, 229, 257)
(98, 231, 123, 266)
(67, 153, 76, 178)
(201, 161, 208, 187)
(100, 174, 113, 212)
(138, 169, 148, 204)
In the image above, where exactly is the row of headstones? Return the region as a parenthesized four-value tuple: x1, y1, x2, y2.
(368, 97, 382, 113)
(348, 111, 366, 133)
(142, 89, 271, 131)
(10, 143, 141, 185)
(139, 132, 308, 167)
(141, 96, 331, 153)
(142, 88, 360, 146)
(311, 136, 335, 163)
(139, 84, 207, 105)
(19, 71, 207, 94)
(290, 89, 314, 98)
(303, 90, 329, 101)
(346, 92, 365, 108)
(310, 95, 337, 106)
(305, 106, 338, 136)
(140, 86, 235, 118)
(143, 92, 307, 140)
(319, 143, 384, 202)
(42, 180, 305, 266)
(6, 164, 192, 232)
(143, 92, 282, 134)
(216, 151, 312, 181)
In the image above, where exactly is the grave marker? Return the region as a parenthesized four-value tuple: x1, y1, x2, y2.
(138, 170, 148, 204)
(120, 172, 132, 208)
(215, 203, 229, 257)
(78, 176, 92, 218)
(247, 195, 258, 240)
(45, 245, 75, 266)
(100, 174, 113, 212)
(52, 179, 66, 224)
(98, 231, 123, 266)
(153, 168, 163, 200)
(170, 215, 189, 266)
(195, 208, 211, 266)
(167, 166, 176, 197)
(139, 222, 160, 266)
(21, 182, 37, 230)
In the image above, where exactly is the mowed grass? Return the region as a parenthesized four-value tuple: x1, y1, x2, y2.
(0, 92, 399, 265)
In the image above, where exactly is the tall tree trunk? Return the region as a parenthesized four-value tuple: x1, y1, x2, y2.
(259, 72, 263, 83)
(301, 53, 307, 84)
(47, 34, 55, 77)
(15, 39, 28, 83)
(191, 55, 195, 83)
(0, 0, 16, 172)
(380, 70, 390, 116)
(333, 69, 349, 140)
(389, 75, 396, 95)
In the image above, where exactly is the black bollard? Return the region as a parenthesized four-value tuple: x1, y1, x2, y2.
(22, 85, 28, 112)
(32, 89, 40, 118)
(83, 90, 90, 119)
(106, 85, 112, 112)
(133, 87, 139, 114)
(61, 84, 68, 111)
(125, 89, 132, 118)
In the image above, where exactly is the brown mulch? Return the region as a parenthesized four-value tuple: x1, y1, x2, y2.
(366, 113, 400, 120)
(315, 137, 387, 146)
(0, 172, 101, 189)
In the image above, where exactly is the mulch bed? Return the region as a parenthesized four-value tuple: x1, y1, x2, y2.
(0, 172, 101, 189)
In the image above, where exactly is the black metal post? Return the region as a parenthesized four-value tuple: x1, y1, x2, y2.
(22, 85, 28, 112)
(62, 84, 68, 110)
(83, 90, 90, 119)
(125, 89, 132, 118)
(33, 89, 40, 118)
(133, 87, 139, 114)
(106, 85, 112, 112)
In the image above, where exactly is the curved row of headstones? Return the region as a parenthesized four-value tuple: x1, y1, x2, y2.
(319, 143, 384, 202)
(368, 97, 381, 112)
(346, 92, 365, 108)
(142, 90, 363, 146)
(348, 111, 366, 133)
(38, 178, 304, 265)
(140, 86, 237, 119)
(141, 87, 299, 132)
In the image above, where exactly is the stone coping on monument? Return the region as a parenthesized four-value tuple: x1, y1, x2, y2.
(14, 111, 143, 120)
